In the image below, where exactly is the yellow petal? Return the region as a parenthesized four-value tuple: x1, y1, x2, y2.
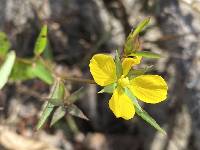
(89, 54, 117, 86)
(109, 88, 135, 120)
(122, 56, 142, 76)
(130, 75, 168, 104)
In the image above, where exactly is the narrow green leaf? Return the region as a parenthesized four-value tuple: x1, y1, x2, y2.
(135, 107, 166, 134)
(0, 51, 16, 89)
(50, 106, 66, 126)
(124, 88, 143, 112)
(0, 32, 11, 57)
(124, 18, 150, 55)
(128, 65, 154, 78)
(36, 80, 66, 130)
(66, 104, 89, 120)
(115, 50, 122, 78)
(36, 101, 54, 130)
(34, 25, 48, 56)
(130, 51, 161, 58)
(132, 17, 150, 38)
(30, 60, 53, 85)
(49, 80, 65, 105)
(98, 83, 117, 94)
(10, 59, 35, 81)
(66, 87, 84, 105)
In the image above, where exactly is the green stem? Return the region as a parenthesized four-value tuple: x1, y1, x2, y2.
(61, 76, 96, 84)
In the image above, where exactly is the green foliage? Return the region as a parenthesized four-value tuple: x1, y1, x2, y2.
(0, 51, 16, 89)
(65, 104, 88, 120)
(125, 88, 165, 134)
(50, 106, 66, 126)
(10, 59, 35, 81)
(36, 80, 65, 130)
(136, 107, 166, 134)
(98, 83, 117, 94)
(34, 25, 48, 56)
(128, 65, 154, 77)
(0, 32, 11, 57)
(124, 88, 143, 112)
(130, 51, 161, 58)
(29, 60, 53, 85)
(115, 50, 123, 78)
(124, 18, 150, 55)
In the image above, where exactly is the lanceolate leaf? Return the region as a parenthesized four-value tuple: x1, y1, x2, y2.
(128, 65, 154, 78)
(34, 25, 48, 56)
(36, 80, 66, 130)
(130, 51, 161, 58)
(124, 88, 143, 112)
(131, 17, 150, 38)
(36, 101, 54, 130)
(10, 59, 35, 81)
(135, 107, 166, 134)
(66, 104, 89, 120)
(30, 60, 53, 85)
(124, 18, 150, 55)
(98, 83, 117, 94)
(66, 87, 84, 105)
(0, 51, 16, 89)
(50, 106, 66, 126)
(115, 50, 122, 78)
(49, 80, 65, 105)
(0, 32, 11, 57)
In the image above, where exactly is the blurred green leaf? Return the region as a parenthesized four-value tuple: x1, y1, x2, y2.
(124, 18, 150, 55)
(0, 32, 11, 57)
(30, 60, 53, 85)
(49, 80, 65, 105)
(98, 83, 117, 94)
(34, 25, 48, 56)
(36, 101, 54, 130)
(115, 50, 122, 78)
(132, 17, 150, 38)
(0, 51, 16, 89)
(128, 65, 154, 78)
(36, 80, 66, 130)
(50, 106, 66, 126)
(66, 87, 84, 105)
(10, 59, 35, 81)
(66, 104, 89, 120)
(135, 107, 166, 134)
(130, 51, 161, 58)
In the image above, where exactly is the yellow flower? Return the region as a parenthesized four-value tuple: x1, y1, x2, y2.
(89, 54, 168, 120)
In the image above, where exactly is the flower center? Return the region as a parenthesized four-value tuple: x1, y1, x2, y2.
(118, 75, 130, 88)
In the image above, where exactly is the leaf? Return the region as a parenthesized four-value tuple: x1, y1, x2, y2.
(10, 59, 35, 81)
(128, 65, 154, 77)
(124, 88, 143, 112)
(66, 104, 89, 120)
(98, 83, 117, 94)
(130, 51, 161, 58)
(36, 80, 66, 130)
(50, 106, 66, 126)
(132, 17, 150, 38)
(36, 101, 54, 130)
(34, 25, 48, 56)
(0, 51, 16, 89)
(135, 107, 166, 134)
(30, 60, 53, 85)
(49, 80, 65, 105)
(66, 87, 84, 105)
(0, 32, 11, 57)
(115, 50, 122, 78)
(124, 18, 150, 55)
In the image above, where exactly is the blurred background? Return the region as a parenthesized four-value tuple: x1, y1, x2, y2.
(1, 0, 200, 149)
